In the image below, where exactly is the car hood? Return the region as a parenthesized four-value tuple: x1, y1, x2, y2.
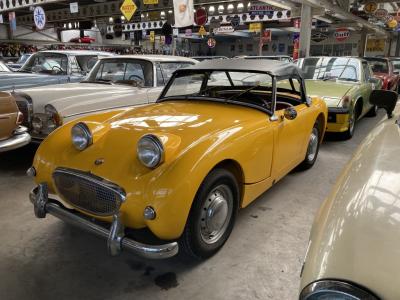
(305, 80, 356, 107)
(0, 72, 70, 91)
(16, 82, 145, 117)
(301, 109, 400, 299)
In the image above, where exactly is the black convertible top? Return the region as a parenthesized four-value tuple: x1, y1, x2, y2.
(178, 58, 302, 79)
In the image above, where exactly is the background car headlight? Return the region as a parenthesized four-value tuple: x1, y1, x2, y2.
(71, 122, 92, 151)
(137, 134, 164, 168)
(300, 280, 378, 300)
(45, 104, 62, 127)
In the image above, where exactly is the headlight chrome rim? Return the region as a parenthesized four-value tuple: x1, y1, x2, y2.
(137, 134, 164, 169)
(300, 280, 378, 300)
(71, 122, 93, 151)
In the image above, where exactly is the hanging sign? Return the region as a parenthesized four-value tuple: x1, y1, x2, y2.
(387, 19, 398, 29)
(213, 26, 234, 34)
(366, 39, 385, 52)
(198, 25, 207, 36)
(33, 6, 46, 30)
(249, 22, 262, 32)
(364, 1, 377, 14)
(194, 7, 207, 26)
(374, 8, 388, 19)
(173, 0, 195, 28)
(334, 28, 350, 42)
(261, 29, 272, 43)
(70, 2, 79, 14)
(9, 12, 16, 32)
(120, 0, 137, 22)
(144, 0, 158, 4)
(150, 31, 155, 42)
(185, 28, 192, 36)
(249, 5, 274, 16)
(207, 37, 216, 48)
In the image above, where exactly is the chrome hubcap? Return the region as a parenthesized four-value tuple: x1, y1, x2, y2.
(200, 185, 232, 244)
(307, 128, 319, 162)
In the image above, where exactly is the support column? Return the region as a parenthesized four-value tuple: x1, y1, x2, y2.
(395, 33, 400, 57)
(358, 28, 368, 57)
(299, 4, 312, 58)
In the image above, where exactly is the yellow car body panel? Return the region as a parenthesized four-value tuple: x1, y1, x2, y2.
(33, 98, 327, 240)
(326, 114, 350, 132)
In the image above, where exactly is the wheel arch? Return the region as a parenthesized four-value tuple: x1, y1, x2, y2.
(354, 97, 363, 119)
(316, 113, 326, 143)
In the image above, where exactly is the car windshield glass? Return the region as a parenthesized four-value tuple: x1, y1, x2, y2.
(392, 61, 400, 72)
(20, 53, 68, 75)
(85, 59, 153, 86)
(368, 60, 389, 73)
(298, 57, 359, 82)
(17, 54, 30, 64)
(160, 70, 296, 113)
(76, 55, 98, 72)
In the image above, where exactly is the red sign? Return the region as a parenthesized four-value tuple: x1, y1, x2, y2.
(293, 18, 301, 29)
(334, 28, 350, 42)
(194, 7, 207, 26)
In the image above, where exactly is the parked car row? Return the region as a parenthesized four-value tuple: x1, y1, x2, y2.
(1, 53, 399, 299)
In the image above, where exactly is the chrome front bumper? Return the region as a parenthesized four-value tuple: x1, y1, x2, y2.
(0, 126, 31, 152)
(29, 184, 179, 259)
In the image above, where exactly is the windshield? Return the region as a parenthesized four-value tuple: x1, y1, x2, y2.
(85, 59, 153, 86)
(20, 53, 68, 74)
(298, 57, 360, 82)
(17, 54, 31, 64)
(367, 59, 389, 73)
(160, 70, 283, 112)
(392, 60, 400, 73)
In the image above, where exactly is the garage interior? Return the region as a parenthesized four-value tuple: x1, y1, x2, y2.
(0, 1, 399, 300)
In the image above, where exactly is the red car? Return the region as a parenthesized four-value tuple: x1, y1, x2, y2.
(69, 36, 95, 44)
(364, 57, 399, 92)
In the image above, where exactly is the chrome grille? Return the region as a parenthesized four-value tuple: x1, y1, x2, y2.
(15, 99, 31, 128)
(53, 168, 125, 216)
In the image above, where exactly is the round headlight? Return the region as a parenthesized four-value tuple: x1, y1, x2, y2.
(32, 115, 44, 132)
(300, 280, 378, 300)
(71, 122, 92, 151)
(137, 134, 164, 168)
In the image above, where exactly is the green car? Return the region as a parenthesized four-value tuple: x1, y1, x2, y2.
(297, 57, 381, 139)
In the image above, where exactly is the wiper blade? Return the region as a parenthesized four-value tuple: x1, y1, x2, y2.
(81, 80, 112, 85)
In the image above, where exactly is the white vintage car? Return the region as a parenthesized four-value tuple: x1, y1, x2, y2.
(11, 55, 196, 142)
(299, 90, 398, 300)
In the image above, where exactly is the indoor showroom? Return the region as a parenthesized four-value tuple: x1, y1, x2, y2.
(0, 0, 399, 299)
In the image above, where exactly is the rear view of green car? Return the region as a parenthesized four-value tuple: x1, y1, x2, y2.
(297, 57, 381, 139)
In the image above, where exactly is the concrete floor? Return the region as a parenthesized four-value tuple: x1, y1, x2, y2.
(0, 111, 385, 300)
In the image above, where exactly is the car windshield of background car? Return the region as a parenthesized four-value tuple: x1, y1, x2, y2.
(91, 60, 153, 87)
(299, 57, 359, 82)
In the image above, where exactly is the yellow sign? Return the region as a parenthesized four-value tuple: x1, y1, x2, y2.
(388, 19, 398, 28)
(249, 22, 262, 32)
(364, 1, 377, 14)
(120, 0, 137, 22)
(148, 11, 160, 20)
(150, 31, 155, 43)
(144, 0, 158, 4)
(199, 26, 207, 36)
(366, 39, 385, 52)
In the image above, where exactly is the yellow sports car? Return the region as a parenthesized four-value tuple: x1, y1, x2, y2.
(28, 59, 327, 260)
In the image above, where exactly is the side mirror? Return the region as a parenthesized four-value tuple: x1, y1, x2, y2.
(284, 107, 297, 120)
(369, 90, 397, 119)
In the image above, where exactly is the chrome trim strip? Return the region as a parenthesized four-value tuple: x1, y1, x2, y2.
(30, 185, 179, 259)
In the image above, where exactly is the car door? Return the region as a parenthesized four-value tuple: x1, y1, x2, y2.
(272, 80, 314, 178)
(361, 61, 374, 114)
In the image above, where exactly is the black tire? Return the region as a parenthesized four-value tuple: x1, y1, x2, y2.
(365, 104, 377, 117)
(180, 168, 239, 259)
(298, 122, 320, 171)
(341, 108, 356, 140)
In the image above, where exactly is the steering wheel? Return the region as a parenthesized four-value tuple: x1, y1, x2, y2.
(51, 65, 64, 74)
(128, 74, 143, 81)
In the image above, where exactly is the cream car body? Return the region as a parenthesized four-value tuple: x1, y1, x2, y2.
(11, 55, 196, 142)
(300, 91, 399, 299)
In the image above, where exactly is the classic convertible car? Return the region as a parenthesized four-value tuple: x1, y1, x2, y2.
(299, 90, 398, 300)
(297, 57, 380, 139)
(13, 55, 196, 142)
(0, 50, 113, 91)
(0, 92, 30, 152)
(28, 59, 327, 259)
